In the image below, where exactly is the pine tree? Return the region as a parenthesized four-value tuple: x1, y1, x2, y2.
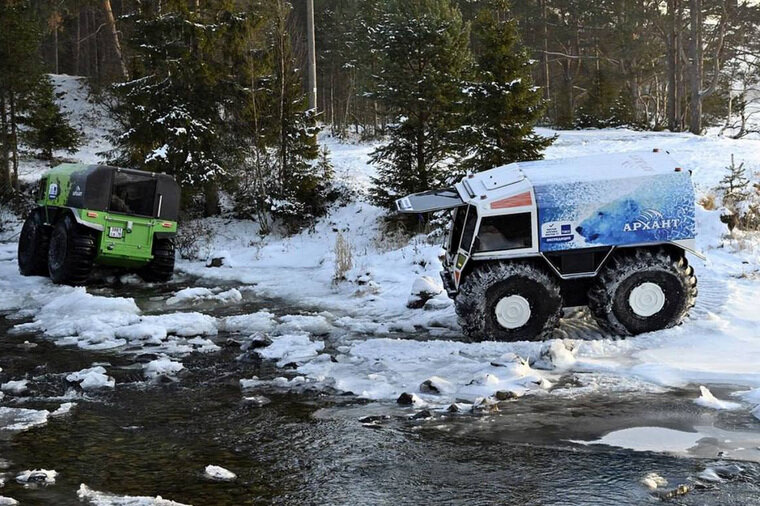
(0, 0, 79, 192)
(459, 0, 553, 174)
(368, 0, 471, 208)
(718, 154, 750, 207)
(22, 77, 81, 160)
(107, 0, 253, 209)
(261, 0, 330, 230)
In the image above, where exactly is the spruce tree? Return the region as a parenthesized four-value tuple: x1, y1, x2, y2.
(368, 0, 471, 208)
(718, 154, 750, 207)
(22, 77, 81, 160)
(107, 0, 252, 208)
(459, 0, 553, 174)
(0, 1, 78, 191)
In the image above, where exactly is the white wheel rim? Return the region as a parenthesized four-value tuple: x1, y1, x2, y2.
(494, 295, 531, 329)
(629, 282, 665, 317)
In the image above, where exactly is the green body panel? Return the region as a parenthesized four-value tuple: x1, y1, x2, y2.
(36, 163, 179, 269)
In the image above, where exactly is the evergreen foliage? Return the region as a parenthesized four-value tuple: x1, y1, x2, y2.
(718, 154, 750, 206)
(368, 0, 471, 208)
(459, 0, 554, 174)
(0, 0, 79, 193)
(108, 0, 332, 227)
(22, 77, 81, 159)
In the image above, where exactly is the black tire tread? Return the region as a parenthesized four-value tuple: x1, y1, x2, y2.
(18, 209, 51, 276)
(587, 248, 697, 336)
(139, 238, 175, 282)
(455, 261, 562, 342)
(48, 215, 96, 286)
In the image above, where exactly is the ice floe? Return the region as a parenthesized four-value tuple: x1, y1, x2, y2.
(77, 484, 191, 506)
(203, 465, 236, 482)
(66, 366, 115, 390)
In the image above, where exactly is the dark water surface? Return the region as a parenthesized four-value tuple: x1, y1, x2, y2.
(1, 282, 759, 505)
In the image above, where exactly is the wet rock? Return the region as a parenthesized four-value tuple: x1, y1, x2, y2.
(423, 298, 450, 311)
(358, 415, 390, 424)
(409, 409, 432, 420)
(494, 390, 520, 401)
(16, 469, 57, 485)
(134, 353, 160, 363)
(532, 339, 577, 371)
(711, 463, 743, 480)
(656, 484, 690, 500)
(207, 257, 224, 268)
(224, 337, 243, 348)
(397, 392, 424, 406)
(243, 395, 271, 407)
(241, 332, 272, 351)
(419, 376, 454, 395)
(471, 397, 500, 414)
(406, 276, 442, 309)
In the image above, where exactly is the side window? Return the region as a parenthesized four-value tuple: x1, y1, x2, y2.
(460, 206, 478, 252)
(38, 179, 47, 200)
(475, 213, 532, 252)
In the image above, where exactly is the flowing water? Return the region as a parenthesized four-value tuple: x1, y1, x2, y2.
(1, 280, 760, 505)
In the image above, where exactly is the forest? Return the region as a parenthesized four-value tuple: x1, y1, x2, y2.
(2, 0, 760, 226)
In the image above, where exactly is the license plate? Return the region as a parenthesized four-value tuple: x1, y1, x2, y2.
(108, 227, 123, 239)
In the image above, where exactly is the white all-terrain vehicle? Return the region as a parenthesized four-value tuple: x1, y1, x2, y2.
(396, 150, 700, 341)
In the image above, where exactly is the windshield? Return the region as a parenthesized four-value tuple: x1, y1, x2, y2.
(110, 171, 158, 217)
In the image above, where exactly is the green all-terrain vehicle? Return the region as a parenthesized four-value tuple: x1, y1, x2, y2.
(18, 163, 181, 285)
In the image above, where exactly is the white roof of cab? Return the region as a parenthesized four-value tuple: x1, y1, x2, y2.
(454, 150, 684, 208)
(518, 150, 682, 185)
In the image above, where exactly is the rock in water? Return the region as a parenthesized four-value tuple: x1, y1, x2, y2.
(397, 392, 424, 406)
(406, 276, 442, 309)
(640, 472, 668, 490)
(16, 469, 57, 485)
(204, 465, 236, 482)
(419, 376, 453, 395)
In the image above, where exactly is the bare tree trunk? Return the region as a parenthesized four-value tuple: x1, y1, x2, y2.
(53, 21, 59, 74)
(91, 9, 99, 80)
(0, 91, 9, 190)
(540, 0, 550, 103)
(102, 0, 129, 80)
(666, 0, 680, 131)
(9, 93, 19, 191)
(276, 1, 287, 185)
(75, 5, 81, 75)
(688, 0, 702, 134)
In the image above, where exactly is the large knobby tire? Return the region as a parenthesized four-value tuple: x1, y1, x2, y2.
(139, 237, 175, 282)
(18, 210, 51, 276)
(47, 215, 96, 286)
(588, 248, 697, 336)
(455, 262, 562, 342)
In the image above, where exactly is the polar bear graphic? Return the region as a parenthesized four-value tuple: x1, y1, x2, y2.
(575, 198, 643, 245)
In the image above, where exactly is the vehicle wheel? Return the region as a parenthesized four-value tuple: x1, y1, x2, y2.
(455, 262, 562, 342)
(18, 209, 51, 276)
(47, 215, 96, 286)
(139, 237, 175, 282)
(587, 248, 697, 336)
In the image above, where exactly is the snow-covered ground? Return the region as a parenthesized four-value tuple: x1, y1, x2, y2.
(2, 75, 760, 448)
